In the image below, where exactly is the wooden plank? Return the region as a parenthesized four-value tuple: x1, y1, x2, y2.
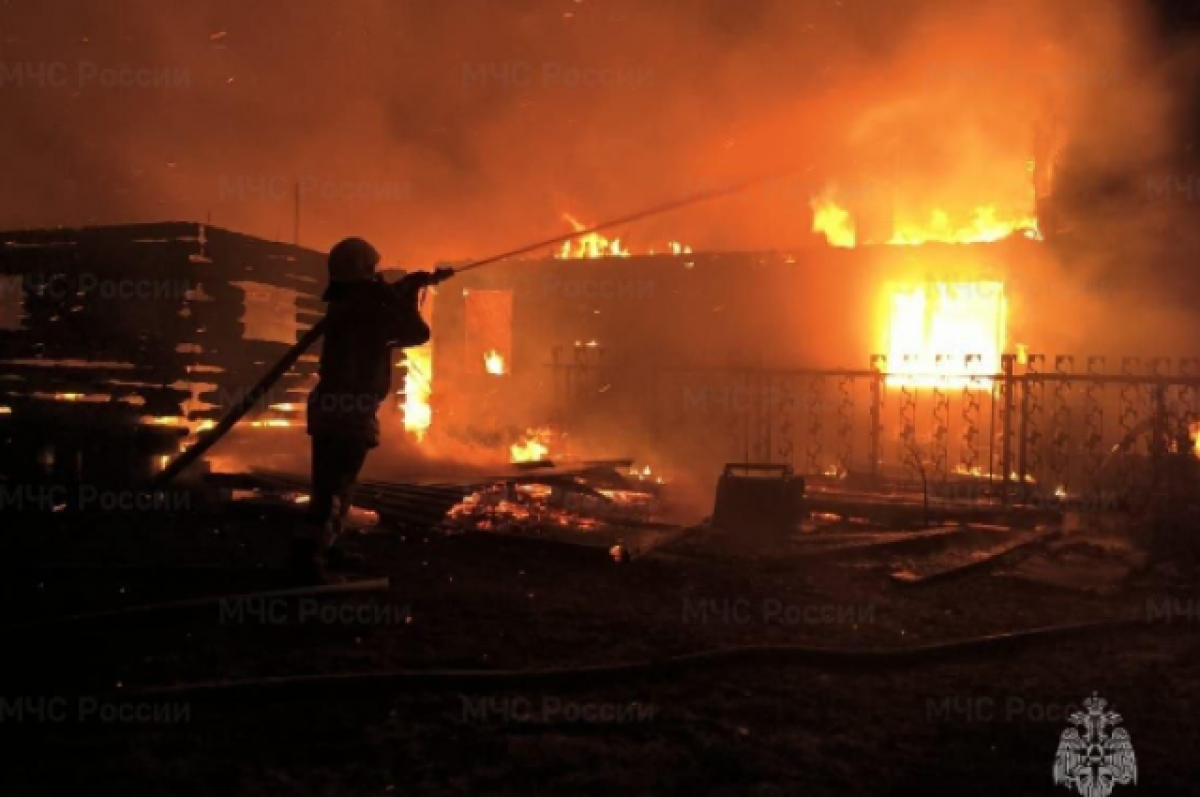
(890, 528, 1061, 585)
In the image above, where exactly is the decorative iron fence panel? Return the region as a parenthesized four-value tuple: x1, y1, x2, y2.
(548, 353, 1200, 507)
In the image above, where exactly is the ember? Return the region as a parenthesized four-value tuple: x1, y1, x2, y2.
(249, 419, 293, 428)
(626, 464, 665, 485)
(443, 467, 660, 536)
(483, 349, 507, 375)
(510, 427, 552, 463)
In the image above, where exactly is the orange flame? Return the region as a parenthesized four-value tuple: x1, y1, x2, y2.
(884, 281, 1006, 388)
(556, 213, 630, 259)
(484, 349, 507, 376)
(250, 419, 293, 428)
(510, 427, 551, 462)
(811, 192, 856, 248)
(890, 205, 1039, 245)
(812, 188, 1039, 248)
(403, 344, 433, 441)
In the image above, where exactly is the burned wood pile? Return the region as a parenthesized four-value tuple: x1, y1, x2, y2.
(238, 459, 679, 553)
(0, 223, 325, 484)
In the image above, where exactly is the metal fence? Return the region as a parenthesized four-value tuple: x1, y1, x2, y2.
(548, 349, 1200, 506)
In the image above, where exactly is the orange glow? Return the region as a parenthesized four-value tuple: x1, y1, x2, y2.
(151, 416, 188, 426)
(556, 213, 629, 259)
(484, 349, 507, 376)
(553, 213, 694, 258)
(446, 483, 603, 532)
(812, 189, 1039, 248)
(884, 282, 1006, 388)
(403, 344, 433, 441)
(890, 205, 1040, 245)
(598, 489, 655, 509)
(811, 193, 855, 248)
(627, 464, 665, 485)
(510, 427, 551, 462)
(250, 419, 293, 428)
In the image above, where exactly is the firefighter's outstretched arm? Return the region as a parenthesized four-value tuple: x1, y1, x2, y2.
(395, 267, 456, 291)
(379, 268, 455, 346)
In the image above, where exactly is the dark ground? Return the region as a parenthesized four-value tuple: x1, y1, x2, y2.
(1, 503, 1197, 797)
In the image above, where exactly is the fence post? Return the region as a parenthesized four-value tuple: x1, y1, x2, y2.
(1152, 382, 1168, 484)
(1001, 354, 1015, 506)
(869, 355, 886, 484)
(1019, 370, 1030, 503)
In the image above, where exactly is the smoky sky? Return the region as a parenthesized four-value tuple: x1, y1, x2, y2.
(0, 0, 1196, 269)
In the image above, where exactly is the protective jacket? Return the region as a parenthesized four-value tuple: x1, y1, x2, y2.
(307, 276, 431, 446)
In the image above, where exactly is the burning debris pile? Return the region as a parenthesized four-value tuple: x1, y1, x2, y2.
(248, 460, 671, 548)
(443, 462, 666, 536)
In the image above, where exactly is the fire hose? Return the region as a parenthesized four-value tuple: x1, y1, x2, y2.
(112, 615, 1181, 702)
(153, 167, 805, 488)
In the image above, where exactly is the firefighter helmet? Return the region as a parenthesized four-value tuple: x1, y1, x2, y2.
(327, 237, 380, 283)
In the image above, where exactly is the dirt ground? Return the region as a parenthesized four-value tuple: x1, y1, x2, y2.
(2, 503, 1197, 796)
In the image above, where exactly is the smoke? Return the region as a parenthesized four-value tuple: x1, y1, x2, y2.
(0, 0, 1192, 268)
(1, 0, 1197, 419)
(3, 0, 1198, 522)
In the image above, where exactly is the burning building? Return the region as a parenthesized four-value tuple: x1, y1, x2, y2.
(421, 206, 1199, 505)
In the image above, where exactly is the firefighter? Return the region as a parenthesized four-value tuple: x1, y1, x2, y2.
(295, 237, 451, 580)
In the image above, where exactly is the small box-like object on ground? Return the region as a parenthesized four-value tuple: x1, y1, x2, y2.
(712, 463, 806, 542)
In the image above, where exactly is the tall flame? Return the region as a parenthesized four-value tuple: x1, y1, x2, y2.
(403, 345, 433, 441)
(811, 193, 856, 248)
(884, 282, 1006, 388)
